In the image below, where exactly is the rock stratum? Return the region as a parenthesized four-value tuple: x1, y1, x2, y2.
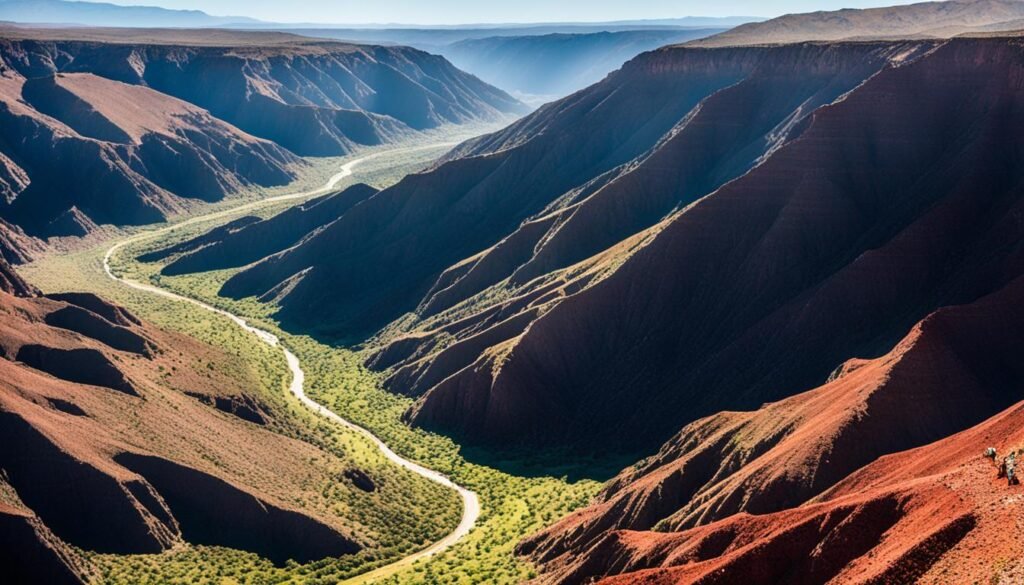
(0, 27, 525, 262)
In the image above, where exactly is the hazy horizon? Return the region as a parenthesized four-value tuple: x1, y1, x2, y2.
(83, 0, 928, 25)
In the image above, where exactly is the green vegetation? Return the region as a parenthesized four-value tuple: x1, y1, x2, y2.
(20, 138, 601, 584)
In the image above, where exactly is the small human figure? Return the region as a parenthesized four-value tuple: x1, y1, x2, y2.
(1003, 453, 1019, 486)
(985, 447, 998, 460)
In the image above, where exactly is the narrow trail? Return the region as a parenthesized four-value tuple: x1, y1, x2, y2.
(102, 143, 480, 583)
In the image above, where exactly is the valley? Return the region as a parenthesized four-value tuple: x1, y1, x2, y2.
(20, 137, 601, 585)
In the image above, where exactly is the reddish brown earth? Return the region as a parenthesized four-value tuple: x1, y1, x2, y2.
(521, 276, 1024, 583)
(0, 278, 426, 576)
(0, 256, 36, 296)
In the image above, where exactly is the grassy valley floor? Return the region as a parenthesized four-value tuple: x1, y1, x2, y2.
(21, 134, 601, 585)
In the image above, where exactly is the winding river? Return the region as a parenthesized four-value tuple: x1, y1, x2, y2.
(102, 143, 480, 583)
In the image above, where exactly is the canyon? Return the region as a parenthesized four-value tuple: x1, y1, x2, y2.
(146, 17, 1024, 581)
(8, 0, 1024, 582)
(0, 27, 524, 262)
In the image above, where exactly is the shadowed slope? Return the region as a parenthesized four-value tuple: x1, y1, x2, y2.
(222, 42, 908, 342)
(401, 37, 1024, 453)
(157, 184, 379, 276)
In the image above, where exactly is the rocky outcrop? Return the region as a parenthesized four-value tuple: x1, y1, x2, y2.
(16, 345, 139, 396)
(45, 292, 142, 327)
(44, 305, 154, 356)
(0, 218, 42, 264)
(343, 468, 377, 493)
(0, 411, 173, 553)
(0, 257, 36, 297)
(184, 391, 269, 426)
(116, 453, 360, 566)
(0, 503, 90, 585)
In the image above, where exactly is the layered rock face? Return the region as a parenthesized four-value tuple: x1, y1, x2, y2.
(0, 31, 524, 262)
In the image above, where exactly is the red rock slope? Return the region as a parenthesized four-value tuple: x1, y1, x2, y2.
(524, 276, 1024, 585)
(0, 269, 453, 580)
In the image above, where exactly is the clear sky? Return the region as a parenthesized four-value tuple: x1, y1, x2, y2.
(93, 0, 927, 25)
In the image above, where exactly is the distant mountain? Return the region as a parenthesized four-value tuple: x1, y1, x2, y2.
(250, 18, 757, 47)
(283, 26, 731, 101)
(442, 29, 725, 101)
(0, 0, 257, 27)
(696, 0, 1024, 46)
(272, 23, 747, 53)
(0, 3, 751, 99)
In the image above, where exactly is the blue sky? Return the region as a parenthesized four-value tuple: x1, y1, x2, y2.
(94, 0, 926, 25)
